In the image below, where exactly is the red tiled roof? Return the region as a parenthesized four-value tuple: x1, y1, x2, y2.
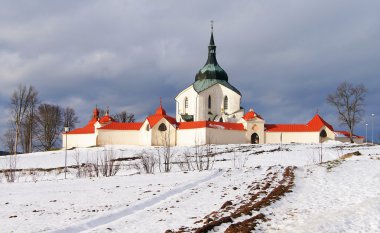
(334, 130, 364, 139)
(243, 110, 256, 121)
(146, 104, 177, 127)
(265, 114, 334, 132)
(265, 124, 311, 132)
(242, 108, 264, 121)
(307, 114, 334, 131)
(178, 121, 245, 131)
(155, 104, 166, 115)
(99, 115, 115, 124)
(99, 122, 143, 130)
(147, 115, 177, 127)
(66, 118, 97, 134)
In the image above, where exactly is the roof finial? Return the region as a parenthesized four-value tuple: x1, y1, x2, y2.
(211, 20, 214, 33)
(106, 106, 109, 115)
(160, 97, 162, 107)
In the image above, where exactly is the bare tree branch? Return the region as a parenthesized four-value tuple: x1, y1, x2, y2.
(326, 82, 367, 143)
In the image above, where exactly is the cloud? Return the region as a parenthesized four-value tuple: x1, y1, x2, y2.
(0, 0, 379, 144)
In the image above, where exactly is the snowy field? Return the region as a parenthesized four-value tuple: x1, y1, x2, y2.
(1, 142, 379, 233)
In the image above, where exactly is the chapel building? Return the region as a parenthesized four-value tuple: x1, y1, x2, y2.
(63, 28, 363, 148)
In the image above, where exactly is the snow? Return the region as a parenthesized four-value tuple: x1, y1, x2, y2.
(1, 143, 379, 232)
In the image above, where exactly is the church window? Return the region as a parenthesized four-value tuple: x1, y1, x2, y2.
(224, 96, 228, 110)
(158, 123, 167, 131)
(208, 95, 211, 109)
(146, 124, 150, 131)
(184, 97, 188, 109)
(219, 117, 223, 122)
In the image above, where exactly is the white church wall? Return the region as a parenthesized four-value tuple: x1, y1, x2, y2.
(63, 134, 97, 148)
(97, 130, 140, 146)
(198, 84, 241, 121)
(175, 85, 198, 122)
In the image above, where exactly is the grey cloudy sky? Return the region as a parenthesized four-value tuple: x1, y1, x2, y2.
(1, 0, 379, 143)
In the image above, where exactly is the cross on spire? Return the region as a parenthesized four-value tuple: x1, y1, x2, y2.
(211, 20, 214, 33)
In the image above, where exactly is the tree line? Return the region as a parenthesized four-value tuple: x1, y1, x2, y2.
(1, 84, 79, 154)
(2, 84, 135, 154)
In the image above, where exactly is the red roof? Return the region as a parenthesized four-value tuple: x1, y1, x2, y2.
(178, 121, 245, 131)
(265, 124, 311, 132)
(243, 109, 256, 121)
(307, 114, 334, 131)
(99, 115, 115, 124)
(265, 114, 334, 132)
(334, 130, 364, 139)
(99, 122, 143, 130)
(146, 104, 177, 127)
(66, 118, 97, 134)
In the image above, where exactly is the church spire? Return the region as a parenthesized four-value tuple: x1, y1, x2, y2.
(209, 20, 215, 46)
(207, 20, 218, 66)
(194, 21, 229, 82)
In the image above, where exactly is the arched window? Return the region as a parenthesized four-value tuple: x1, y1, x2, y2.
(146, 124, 150, 131)
(320, 129, 327, 138)
(184, 97, 188, 109)
(208, 95, 211, 109)
(224, 96, 228, 110)
(158, 123, 167, 131)
(219, 117, 223, 122)
(251, 133, 259, 144)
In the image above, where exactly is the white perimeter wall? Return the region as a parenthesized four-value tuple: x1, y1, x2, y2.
(265, 132, 321, 144)
(205, 128, 246, 145)
(97, 130, 140, 146)
(177, 128, 245, 145)
(63, 134, 97, 148)
(335, 137, 364, 144)
(177, 128, 207, 146)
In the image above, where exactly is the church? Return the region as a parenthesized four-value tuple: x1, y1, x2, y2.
(63, 28, 363, 148)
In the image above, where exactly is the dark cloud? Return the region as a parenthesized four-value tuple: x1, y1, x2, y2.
(1, 0, 379, 144)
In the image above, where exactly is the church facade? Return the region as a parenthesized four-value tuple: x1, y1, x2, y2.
(63, 30, 363, 148)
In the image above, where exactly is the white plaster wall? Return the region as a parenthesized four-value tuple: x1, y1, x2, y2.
(335, 137, 364, 144)
(62, 134, 97, 148)
(198, 84, 241, 121)
(265, 132, 321, 143)
(177, 128, 207, 146)
(151, 119, 176, 146)
(97, 130, 140, 146)
(244, 120, 265, 144)
(205, 128, 246, 144)
(139, 121, 152, 146)
(175, 85, 198, 122)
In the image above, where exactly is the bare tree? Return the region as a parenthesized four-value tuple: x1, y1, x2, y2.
(1, 129, 15, 155)
(112, 110, 135, 123)
(35, 103, 63, 151)
(327, 82, 367, 143)
(9, 84, 38, 154)
(20, 89, 39, 153)
(63, 107, 79, 129)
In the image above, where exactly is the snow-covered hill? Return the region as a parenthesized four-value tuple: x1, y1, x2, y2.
(1, 143, 379, 232)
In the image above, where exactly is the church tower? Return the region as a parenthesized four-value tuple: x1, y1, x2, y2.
(175, 22, 244, 122)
